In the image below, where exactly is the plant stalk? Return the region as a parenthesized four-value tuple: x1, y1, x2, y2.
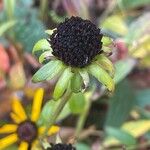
(40, 0, 48, 20)
(43, 89, 72, 136)
(75, 92, 92, 140)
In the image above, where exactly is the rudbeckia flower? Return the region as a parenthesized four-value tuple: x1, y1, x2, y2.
(32, 16, 115, 100)
(0, 88, 59, 150)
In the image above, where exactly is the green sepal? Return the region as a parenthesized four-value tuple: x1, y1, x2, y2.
(69, 92, 86, 114)
(102, 36, 113, 46)
(96, 55, 115, 77)
(88, 63, 115, 92)
(39, 51, 53, 64)
(79, 70, 89, 89)
(32, 39, 52, 56)
(32, 60, 64, 83)
(45, 28, 56, 35)
(53, 68, 73, 100)
(71, 72, 83, 93)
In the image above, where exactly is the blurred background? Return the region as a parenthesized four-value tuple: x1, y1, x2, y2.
(0, 0, 150, 149)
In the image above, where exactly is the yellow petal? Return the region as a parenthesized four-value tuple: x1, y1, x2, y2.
(31, 140, 39, 150)
(31, 88, 44, 122)
(19, 141, 29, 150)
(0, 124, 18, 134)
(38, 125, 59, 136)
(12, 97, 27, 121)
(48, 126, 60, 135)
(0, 133, 18, 149)
(10, 112, 22, 124)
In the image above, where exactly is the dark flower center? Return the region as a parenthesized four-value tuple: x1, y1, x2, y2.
(17, 120, 38, 143)
(47, 143, 76, 150)
(49, 16, 103, 67)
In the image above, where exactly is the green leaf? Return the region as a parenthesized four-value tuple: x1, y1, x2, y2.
(32, 60, 64, 82)
(4, 144, 17, 150)
(57, 102, 71, 121)
(76, 143, 90, 150)
(14, 7, 46, 52)
(105, 80, 136, 127)
(32, 39, 52, 55)
(69, 92, 86, 114)
(38, 100, 56, 125)
(38, 100, 71, 125)
(0, 20, 16, 36)
(4, 0, 15, 20)
(136, 89, 150, 107)
(88, 63, 114, 92)
(71, 73, 83, 93)
(114, 58, 136, 84)
(101, 15, 128, 36)
(104, 120, 150, 147)
(125, 13, 150, 44)
(53, 68, 73, 100)
(106, 126, 136, 146)
(118, 0, 150, 10)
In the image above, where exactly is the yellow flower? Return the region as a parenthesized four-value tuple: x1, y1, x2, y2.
(0, 88, 59, 150)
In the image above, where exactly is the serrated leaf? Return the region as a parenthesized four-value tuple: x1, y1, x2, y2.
(53, 68, 73, 100)
(32, 39, 52, 55)
(106, 127, 136, 146)
(32, 60, 64, 82)
(96, 55, 114, 77)
(88, 63, 114, 92)
(69, 92, 86, 114)
(71, 73, 83, 93)
(114, 58, 136, 84)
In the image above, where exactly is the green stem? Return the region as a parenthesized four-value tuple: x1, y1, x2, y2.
(43, 89, 72, 136)
(40, 0, 48, 20)
(75, 92, 92, 140)
(4, 0, 15, 21)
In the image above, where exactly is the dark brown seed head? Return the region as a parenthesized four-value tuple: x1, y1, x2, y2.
(47, 143, 76, 150)
(17, 120, 38, 143)
(49, 16, 103, 67)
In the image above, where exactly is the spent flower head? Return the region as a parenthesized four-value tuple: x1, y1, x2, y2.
(0, 88, 59, 150)
(47, 143, 76, 150)
(32, 16, 115, 100)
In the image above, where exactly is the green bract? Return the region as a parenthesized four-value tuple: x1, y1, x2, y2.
(32, 27, 115, 99)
